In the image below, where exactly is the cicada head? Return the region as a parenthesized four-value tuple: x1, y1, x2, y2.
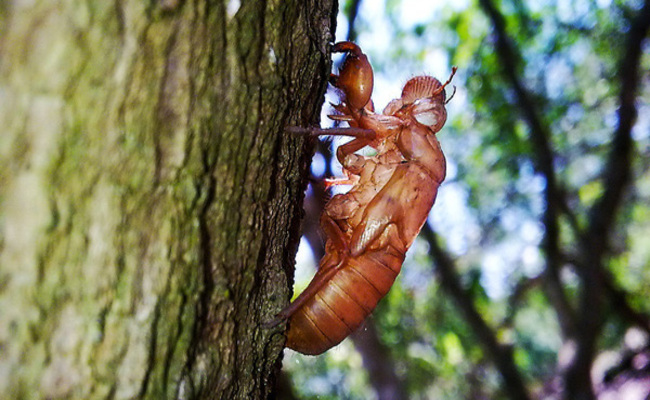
(400, 76, 448, 132)
(401, 75, 446, 105)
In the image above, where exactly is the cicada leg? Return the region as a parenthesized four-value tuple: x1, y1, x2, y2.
(330, 41, 374, 111)
(286, 125, 376, 172)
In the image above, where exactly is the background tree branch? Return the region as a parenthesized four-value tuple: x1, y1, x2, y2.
(478, 0, 650, 398)
(566, 1, 650, 398)
(422, 224, 531, 400)
(478, 0, 576, 340)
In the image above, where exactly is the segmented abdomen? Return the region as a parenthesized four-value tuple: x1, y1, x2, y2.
(286, 244, 406, 355)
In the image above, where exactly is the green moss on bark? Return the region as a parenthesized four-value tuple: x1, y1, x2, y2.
(0, 0, 336, 399)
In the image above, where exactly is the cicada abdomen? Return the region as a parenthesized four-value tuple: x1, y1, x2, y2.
(286, 233, 406, 354)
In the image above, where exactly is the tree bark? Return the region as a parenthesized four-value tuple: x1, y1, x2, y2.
(0, 1, 336, 399)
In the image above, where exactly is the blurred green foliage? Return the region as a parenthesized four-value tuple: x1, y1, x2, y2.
(283, 0, 650, 398)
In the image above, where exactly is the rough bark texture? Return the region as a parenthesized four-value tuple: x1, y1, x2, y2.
(0, 1, 336, 399)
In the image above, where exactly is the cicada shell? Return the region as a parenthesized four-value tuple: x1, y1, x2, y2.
(280, 42, 456, 355)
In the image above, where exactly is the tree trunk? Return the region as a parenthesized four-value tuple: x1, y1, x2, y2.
(0, 1, 336, 399)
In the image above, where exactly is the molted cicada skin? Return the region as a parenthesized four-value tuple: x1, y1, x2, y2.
(280, 42, 456, 355)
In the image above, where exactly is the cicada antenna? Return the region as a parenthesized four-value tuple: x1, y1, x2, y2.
(445, 86, 457, 104)
(430, 66, 458, 97)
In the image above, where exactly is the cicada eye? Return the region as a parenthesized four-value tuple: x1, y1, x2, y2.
(415, 111, 437, 126)
(413, 102, 446, 130)
(412, 100, 435, 126)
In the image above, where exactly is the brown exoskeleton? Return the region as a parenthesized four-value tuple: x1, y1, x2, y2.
(282, 41, 456, 355)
